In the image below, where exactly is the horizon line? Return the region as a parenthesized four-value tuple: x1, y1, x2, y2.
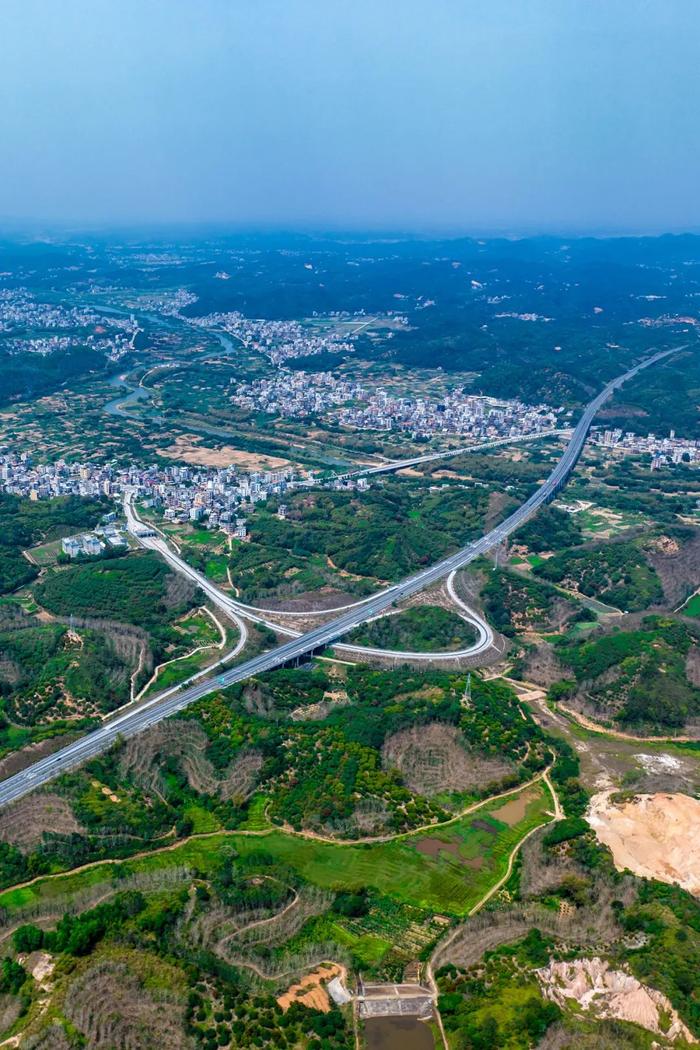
(2, 220, 700, 244)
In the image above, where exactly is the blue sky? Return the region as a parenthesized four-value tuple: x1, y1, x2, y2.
(1, 0, 699, 233)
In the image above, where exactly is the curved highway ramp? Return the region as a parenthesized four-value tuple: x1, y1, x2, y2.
(0, 348, 679, 807)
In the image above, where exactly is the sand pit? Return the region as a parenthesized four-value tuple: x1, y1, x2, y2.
(277, 963, 343, 1013)
(157, 435, 290, 470)
(537, 957, 694, 1043)
(587, 791, 700, 895)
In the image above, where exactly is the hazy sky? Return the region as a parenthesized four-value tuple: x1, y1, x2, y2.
(2, 0, 699, 233)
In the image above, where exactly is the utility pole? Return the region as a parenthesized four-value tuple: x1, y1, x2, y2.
(461, 672, 472, 708)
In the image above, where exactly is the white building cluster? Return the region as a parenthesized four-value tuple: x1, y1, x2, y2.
(593, 427, 700, 468)
(62, 522, 126, 559)
(185, 310, 355, 364)
(232, 371, 365, 417)
(336, 389, 557, 440)
(0, 289, 100, 333)
(118, 289, 198, 316)
(0, 289, 138, 361)
(231, 369, 559, 441)
(0, 450, 312, 537)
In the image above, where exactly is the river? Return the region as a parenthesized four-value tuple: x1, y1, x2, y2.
(103, 373, 152, 417)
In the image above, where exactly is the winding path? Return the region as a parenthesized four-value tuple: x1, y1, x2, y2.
(426, 770, 564, 1050)
(0, 769, 554, 899)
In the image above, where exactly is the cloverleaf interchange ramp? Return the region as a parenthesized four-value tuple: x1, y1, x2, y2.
(0, 348, 678, 807)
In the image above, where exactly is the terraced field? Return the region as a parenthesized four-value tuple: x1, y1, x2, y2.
(0, 781, 552, 918)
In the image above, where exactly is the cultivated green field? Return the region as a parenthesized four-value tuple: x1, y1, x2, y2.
(0, 781, 552, 918)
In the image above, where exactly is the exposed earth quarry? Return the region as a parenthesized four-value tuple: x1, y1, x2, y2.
(537, 957, 695, 1043)
(587, 791, 700, 895)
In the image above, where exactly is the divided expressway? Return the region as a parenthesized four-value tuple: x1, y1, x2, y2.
(0, 347, 678, 807)
(123, 498, 495, 663)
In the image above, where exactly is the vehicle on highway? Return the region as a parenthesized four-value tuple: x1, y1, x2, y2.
(0, 348, 678, 809)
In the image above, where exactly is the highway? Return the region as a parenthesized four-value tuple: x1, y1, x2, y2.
(332, 427, 571, 482)
(0, 348, 677, 808)
(123, 499, 494, 663)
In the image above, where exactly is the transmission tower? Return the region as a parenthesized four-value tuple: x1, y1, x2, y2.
(462, 672, 472, 708)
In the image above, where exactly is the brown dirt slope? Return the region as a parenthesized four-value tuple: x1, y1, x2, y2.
(382, 723, 514, 800)
(63, 959, 191, 1049)
(646, 527, 700, 608)
(0, 794, 83, 853)
(119, 720, 262, 801)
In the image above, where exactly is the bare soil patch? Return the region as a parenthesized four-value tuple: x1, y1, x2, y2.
(277, 963, 343, 1013)
(119, 720, 262, 802)
(382, 723, 514, 800)
(485, 490, 512, 531)
(685, 645, 700, 687)
(647, 526, 700, 607)
(520, 641, 566, 688)
(587, 791, 700, 894)
(537, 957, 694, 1043)
(257, 587, 355, 613)
(0, 794, 83, 852)
(64, 959, 189, 1049)
(291, 688, 350, 722)
(157, 434, 290, 470)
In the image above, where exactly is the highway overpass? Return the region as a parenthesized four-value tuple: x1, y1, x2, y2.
(0, 347, 678, 808)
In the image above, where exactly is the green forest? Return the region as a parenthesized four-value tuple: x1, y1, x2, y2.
(229, 481, 489, 600)
(554, 617, 700, 729)
(534, 539, 664, 611)
(34, 551, 195, 629)
(348, 605, 478, 652)
(0, 493, 109, 595)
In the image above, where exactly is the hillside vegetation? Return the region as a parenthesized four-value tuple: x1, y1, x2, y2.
(347, 605, 478, 652)
(553, 617, 700, 730)
(534, 539, 663, 611)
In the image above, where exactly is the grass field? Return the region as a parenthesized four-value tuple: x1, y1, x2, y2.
(681, 592, 700, 617)
(141, 608, 230, 697)
(143, 652, 212, 696)
(0, 781, 552, 918)
(239, 794, 272, 831)
(576, 506, 649, 538)
(25, 538, 63, 566)
(5, 590, 40, 614)
(183, 803, 221, 834)
(204, 554, 230, 583)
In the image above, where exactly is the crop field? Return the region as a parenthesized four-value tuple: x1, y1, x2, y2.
(0, 780, 551, 918)
(323, 897, 451, 969)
